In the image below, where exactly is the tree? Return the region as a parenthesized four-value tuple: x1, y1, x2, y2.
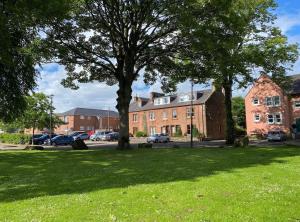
(172, 0, 298, 144)
(0, 0, 72, 122)
(18, 93, 63, 141)
(232, 96, 246, 129)
(43, 0, 197, 149)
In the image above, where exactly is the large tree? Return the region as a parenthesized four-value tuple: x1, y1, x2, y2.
(44, 0, 199, 149)
(172, 0, 298, 144)
(0, 0, 71, 122)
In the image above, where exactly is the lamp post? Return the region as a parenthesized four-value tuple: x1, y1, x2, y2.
(190, 79, 194, 148)
(49, 94, 54, 137)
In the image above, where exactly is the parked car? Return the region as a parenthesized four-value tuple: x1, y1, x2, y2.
(101, 132, 119, 141)
(73, 133, 90, 140)
(91, 131, 112, 141)
(69, 131, 85, 137)
(267, 130, 287, 142)
(29, 134, 45, 144)
(47, 135, 74, 146)
(33, 134, 57, 145)
(147, 133, 170, 143)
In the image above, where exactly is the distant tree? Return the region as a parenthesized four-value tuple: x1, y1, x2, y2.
(171, 0, 299, 144)
(17, 93, 63, 141)
(43, 0, 202, 149)
(232, 97, 246, 129)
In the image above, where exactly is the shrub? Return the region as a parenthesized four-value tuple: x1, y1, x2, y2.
(137, 143, 152, 149)
(235, 126, 246, 138)
(192, 127, 199, 137)
(173, 127, 182, 137)
(0, 133, 31, 144)
(135, 131, 147, 137)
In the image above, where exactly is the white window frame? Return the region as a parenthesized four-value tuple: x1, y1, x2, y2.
(133, 114, 138, 122)
(80, 115, 85, 120)
(273, 96, 281, 106)
(265, 96, 281, 107)
(254, 113, 260, 122)
(162, 111, 168, 120)
(172, 109, 177, 119)
(154, 97, 170, 106)
(275, 113, 282, 124)
(252, 98, 259, 105)
(80, 126, 85, 130)
(265, 97, 273, 107)
(267, 114, 274, 124)
(149, 112, 155, 121)
(150, 127, 156, 135)
(186, 107, 195, 118)
(294, 101, 300, 109)
(87, 116, 91, 120)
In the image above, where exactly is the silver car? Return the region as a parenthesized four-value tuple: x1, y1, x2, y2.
(91, 131, 112, 141)
(147, 133, 170, 143)
(267, 130, 287, 142)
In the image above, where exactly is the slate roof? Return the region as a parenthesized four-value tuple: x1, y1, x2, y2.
(290, 74, 300, 95)
(129, 89, 214, 112)
(57, 108, 119, 117)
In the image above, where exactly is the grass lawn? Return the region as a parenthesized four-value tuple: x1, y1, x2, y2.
(0, 146, 300, 221)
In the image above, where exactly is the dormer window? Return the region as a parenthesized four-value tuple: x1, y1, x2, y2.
(252, 98, 259, 105)
(154, 97, 170, 105)
(179, 94, 195, 102)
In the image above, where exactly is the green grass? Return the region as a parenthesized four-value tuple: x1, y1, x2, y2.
(0, 146, 300, 221)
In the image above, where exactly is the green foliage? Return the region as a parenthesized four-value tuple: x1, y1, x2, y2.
(0, 133, 31, 144)
(192, 127, 199, 137)
(235, 126, 246, 138)
(135, 131, 147, 138)
(232, 97, 246, 129)
(173, 127, 183, 137)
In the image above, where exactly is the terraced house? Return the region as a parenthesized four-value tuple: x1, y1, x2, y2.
(245, 73, 300, 136)
(129, 88, 226, 139)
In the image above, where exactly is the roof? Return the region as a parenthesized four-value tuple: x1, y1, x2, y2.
(129, 89, 214, 112)
(58, 108, 119, 118)
(290, 74, 300, 95)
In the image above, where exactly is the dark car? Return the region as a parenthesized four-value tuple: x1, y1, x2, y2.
(48, 135, 74, 146)
(33, 134, 57, 145)
(29, 134, 44, 144)
(101, 132, 119, 141)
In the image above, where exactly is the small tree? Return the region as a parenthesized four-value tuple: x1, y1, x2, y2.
(232, 97, 246, 129)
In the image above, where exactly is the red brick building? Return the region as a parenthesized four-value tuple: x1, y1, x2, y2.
(129, 89, 225, 139)
(245, 74, 300, 136)
(55, 108, 119, 134)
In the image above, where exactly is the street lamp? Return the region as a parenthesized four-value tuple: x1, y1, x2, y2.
(190, 79, 194, 148)
(49, 94, 54, 137)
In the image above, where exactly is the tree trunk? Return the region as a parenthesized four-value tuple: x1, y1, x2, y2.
(116, 80, 132, 150)
(223, 80, 235, 145)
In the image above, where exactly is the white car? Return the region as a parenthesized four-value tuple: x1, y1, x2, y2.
(90, 131, 112, 141)
(267, 131, 287, 142)
(147, 133, 170, 143)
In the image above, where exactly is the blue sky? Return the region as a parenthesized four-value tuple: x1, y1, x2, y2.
(37, 0, 300, 113)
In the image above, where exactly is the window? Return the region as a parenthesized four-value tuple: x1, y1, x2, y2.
(267, 113, 282, 124)
(80, 115, 85, 119)
(274, 96, 281, 106)
(186, 107, 195, 118)
(80, 126, 85, 130)
(149, 112, 155, 121)
(133, 114, 138, 122)
(275, 113, 282, 124)
(154, 97, 170, 105)
(265, 96, 281, 107)
(172, 109, 177, 119)
(64, 116, 69, 123)
(87, 116, 91, 120)
(179, 94, 195, 102)
(162, 111, 167, 120)
(265, 97, 273, 106)
(150, 127, 156, 135)
(294, 101, 300, 109)
(267, 114, 274, 124)
(252, 98, 259, 105)
(254, 114, 260, 122)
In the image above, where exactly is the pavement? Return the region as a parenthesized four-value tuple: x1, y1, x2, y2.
(0, 137, 298, 151)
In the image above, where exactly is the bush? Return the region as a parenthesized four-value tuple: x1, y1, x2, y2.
(235, 126, 246, 138)
(173, 127, 182, 137)
(192, 127, 199, 137)
(135, 131, 147, 137)
(137, 143, 152, 149)
(0, 133, 31, 144)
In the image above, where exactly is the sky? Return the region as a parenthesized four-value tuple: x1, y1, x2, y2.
(36, 0, 300, 113)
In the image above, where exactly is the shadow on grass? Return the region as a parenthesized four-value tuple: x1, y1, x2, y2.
(0, 146, 299, 203)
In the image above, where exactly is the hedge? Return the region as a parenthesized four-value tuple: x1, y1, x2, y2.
(135, 131, 147, 137)
(0, 133, 31, 144)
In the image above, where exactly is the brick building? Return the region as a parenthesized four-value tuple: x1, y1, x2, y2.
(129, 88, 225, 139)
(245, 74, 300, 136)
(55, 108, 119, 134)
